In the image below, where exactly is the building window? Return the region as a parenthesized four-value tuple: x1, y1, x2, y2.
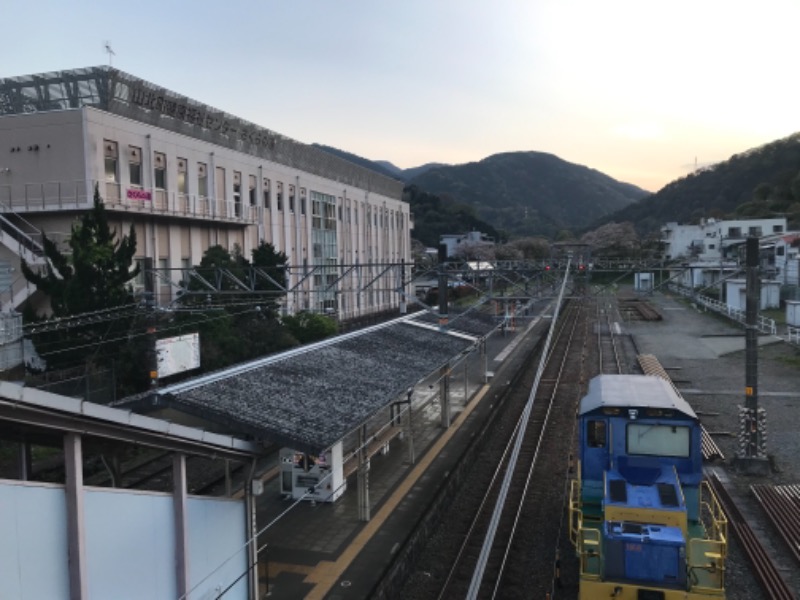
(197, 163, 208, 197)
(215, 167, 226, 201)
(249, 175, 257, 206)
(263, 178, 271, 209)
(748, 226, 762, 237)
(177, 158, 187, 194)
(233, 171, 242, 202)
(728, 227, 741, 238)
(773, 224, 784, 233)
(129, 146, 142, 187)
(777, 246, 785, 256)
(154, 152, 167, 189)
(289, 185, 295, 213)
(300, 189, 306, 215)
(181, 258, 191, 285)
(104, 140, 118, 182)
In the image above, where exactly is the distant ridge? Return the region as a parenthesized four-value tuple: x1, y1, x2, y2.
(408, 151, 648, 238)
(312, 144, 402, 180)
(598, 132, 800, 234)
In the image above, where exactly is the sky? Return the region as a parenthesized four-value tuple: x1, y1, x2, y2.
(3, 0, 800, 193)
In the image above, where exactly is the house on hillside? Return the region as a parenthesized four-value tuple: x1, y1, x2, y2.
(762, 233, 800, 286)
(662, 217, 799, 296)
(661, 218, 787, 262)
(440, 231, 495, 259)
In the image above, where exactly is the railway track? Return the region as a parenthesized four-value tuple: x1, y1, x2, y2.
(437, 295, 588, 599)
(751, 484, 800, 567)
(597, 298, 622, 375)
(708, 473, 795, 600)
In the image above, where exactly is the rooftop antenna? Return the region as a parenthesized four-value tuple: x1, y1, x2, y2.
(103, 41, 116, 67)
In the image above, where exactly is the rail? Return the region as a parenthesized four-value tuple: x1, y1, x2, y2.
(751, 484, 800, 567)
(708, 473, 795, 600)
(668, 283, 777, 335)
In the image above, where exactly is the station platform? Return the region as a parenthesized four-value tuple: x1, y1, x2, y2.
(253, 303, 552, 599)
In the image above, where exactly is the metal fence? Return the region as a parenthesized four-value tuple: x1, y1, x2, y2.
(668, 283, 777, 335)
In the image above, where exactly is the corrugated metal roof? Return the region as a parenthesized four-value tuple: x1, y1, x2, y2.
(150, 314, 497, 453)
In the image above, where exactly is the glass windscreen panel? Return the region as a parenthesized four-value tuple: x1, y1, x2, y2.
(627, 423, 690, 458)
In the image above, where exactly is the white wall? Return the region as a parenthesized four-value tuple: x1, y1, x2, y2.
(0, 482, 70, 600)
(0, 480, 249, 600)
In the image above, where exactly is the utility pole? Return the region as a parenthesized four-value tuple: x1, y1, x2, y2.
(736, 237, 769, 474)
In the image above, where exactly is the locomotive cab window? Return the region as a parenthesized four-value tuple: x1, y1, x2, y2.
(587, 420, 606, 448)
(627, 423, 690, 457)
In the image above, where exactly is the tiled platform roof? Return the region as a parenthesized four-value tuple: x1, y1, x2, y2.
(145, 314, 498, 453)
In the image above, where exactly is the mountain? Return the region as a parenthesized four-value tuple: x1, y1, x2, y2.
(599, 133, 800, 235)
(371, 159, 446, 180)
(372, 160, 404, 178)
(313, 147, 445, 181)
(314, 144, 648, 239)
(312, 144, 401, 180)
(407, 152, 649, 239)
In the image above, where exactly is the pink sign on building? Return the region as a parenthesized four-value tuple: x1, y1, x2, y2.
(127, 189, 152, 201)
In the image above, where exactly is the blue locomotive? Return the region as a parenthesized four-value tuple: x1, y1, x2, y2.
(569, 375, 727, 599)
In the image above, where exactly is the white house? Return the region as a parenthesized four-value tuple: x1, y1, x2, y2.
(440, 231, 495, 259)
(661, 218, 787, 262)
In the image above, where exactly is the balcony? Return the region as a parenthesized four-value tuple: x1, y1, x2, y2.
(0, 180, 259, 226)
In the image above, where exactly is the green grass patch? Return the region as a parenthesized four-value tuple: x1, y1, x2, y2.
(777, 350, 800, 369)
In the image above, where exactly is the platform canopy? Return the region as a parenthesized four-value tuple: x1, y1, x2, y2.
(122, 312, 498, 454)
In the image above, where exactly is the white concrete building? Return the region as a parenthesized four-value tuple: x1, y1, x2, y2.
(440, 230, 494, 259)
(725, 279, 781, 311)
(0, 67, 411, 319)
(765, 233, 800, 285)
(661, 217, 787, 262)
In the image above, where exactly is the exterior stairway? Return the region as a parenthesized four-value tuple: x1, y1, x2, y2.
(0, 208, 47, 311)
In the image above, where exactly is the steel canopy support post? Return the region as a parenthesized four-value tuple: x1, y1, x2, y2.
(64, 432, 88, 600)
(405, 389, 415, 465)
(16, 439, 30, 480)
(440, 363, 451, 428)
(246, 462, 260, 600)
(482, 339, 488, 384)
(438, 243, 448, 329)
(173, 453, 190, 599)
(357, 424, 370, 522)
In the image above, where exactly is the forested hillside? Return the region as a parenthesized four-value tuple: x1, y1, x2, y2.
(408, 152, 647, 238)
(602, 133, 800, 234)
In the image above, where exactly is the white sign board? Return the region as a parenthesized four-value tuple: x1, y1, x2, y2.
(156, 333, 200, 378)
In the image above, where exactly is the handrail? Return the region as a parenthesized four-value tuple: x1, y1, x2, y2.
(0, 213, 44, 258)
(0, 179, 260, 226)
(668, 283, 777, 335)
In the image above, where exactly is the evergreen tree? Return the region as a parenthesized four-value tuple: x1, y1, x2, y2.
(20, 185, 140, 374)
(21, 185, 139, 316)
(251, 240, 288, 313)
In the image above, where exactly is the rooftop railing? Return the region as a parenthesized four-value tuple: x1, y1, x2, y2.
(0, 180, 259, 226)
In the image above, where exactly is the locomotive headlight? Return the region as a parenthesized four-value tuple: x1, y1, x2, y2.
(628, 409, 638, 420)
